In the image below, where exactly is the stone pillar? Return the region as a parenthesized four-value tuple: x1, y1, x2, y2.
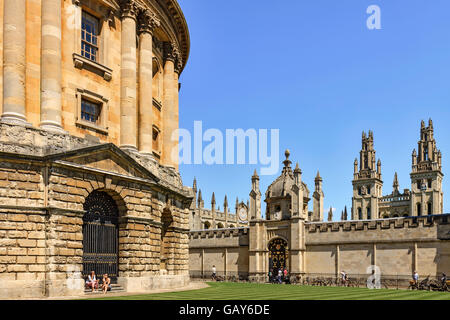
(137, 10, 160, 154)
(120, 1, 138, 151)
(1, 0, 27, 124)
(40, 0, 64, 132)
(162, 42, 181, 169)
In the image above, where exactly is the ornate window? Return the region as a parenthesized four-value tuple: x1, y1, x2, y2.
(358, 208, 362, 220)
(428, 202, 432, 215)
(367, 207, 371, 220)
(82, 11, 99, 62)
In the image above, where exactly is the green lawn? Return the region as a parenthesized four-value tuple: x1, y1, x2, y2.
(87, 282, 450, 300)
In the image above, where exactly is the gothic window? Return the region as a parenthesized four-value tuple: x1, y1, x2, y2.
(417, 203, 422, 216)
(204, 221, 211, 230)
(367, 207, 371, 220)
(428, 202, 432, 215)
(367, 186, 371, 195)
(358, 187, 361, 196)
(417, 181, 421, 190)
(428, 179, 432, 188)
(358, 208, 362, 220)
(217, 223, 224, 229)
(81, 11, 99, 62)
(424, 148, 428, 161)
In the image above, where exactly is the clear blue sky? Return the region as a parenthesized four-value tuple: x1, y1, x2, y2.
(177, 0, 450, 219)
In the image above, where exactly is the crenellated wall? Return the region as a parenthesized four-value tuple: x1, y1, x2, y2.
(188, 215, 450, 283)
(189, 228, 249, 279)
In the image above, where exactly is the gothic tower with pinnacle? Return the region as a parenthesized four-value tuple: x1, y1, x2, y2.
(410, 119, 444, 216)
(352, 130, 383, 220)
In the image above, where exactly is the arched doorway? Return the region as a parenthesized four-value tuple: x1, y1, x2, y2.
(82, 191, 119, 280)
(268, 238, 288, 276)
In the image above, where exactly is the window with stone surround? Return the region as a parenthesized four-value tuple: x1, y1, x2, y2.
(81, 11, 99, 62)
(76, 88, 109, 135)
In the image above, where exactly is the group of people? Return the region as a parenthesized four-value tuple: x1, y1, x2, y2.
(85, 271, 112, 294)
(268, 268, 289, 284)
(412, 270, 447, 287)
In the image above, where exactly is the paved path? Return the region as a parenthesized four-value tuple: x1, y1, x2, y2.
(17, 281, 210, 300)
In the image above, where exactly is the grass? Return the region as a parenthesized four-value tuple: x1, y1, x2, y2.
(86, 282, 450, 300)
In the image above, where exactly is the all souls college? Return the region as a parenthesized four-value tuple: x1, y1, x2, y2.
(0, 0, 449, 299)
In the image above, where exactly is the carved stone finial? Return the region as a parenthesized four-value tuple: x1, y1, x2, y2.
(137, 8, 160, 35)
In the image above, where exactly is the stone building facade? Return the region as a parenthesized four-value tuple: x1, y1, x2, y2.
(0, 0, 193, 298)
(189, 122, 449, 285)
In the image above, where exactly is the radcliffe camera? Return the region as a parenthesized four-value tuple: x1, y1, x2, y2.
(1, 0, 450, 313)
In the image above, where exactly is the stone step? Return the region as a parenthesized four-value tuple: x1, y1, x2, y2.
(84, 284, 124, 295)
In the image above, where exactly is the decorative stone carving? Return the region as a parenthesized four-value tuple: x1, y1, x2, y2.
(163, 41, 183, 73)
(137, 9, 160, 35)
(119, 0, 137, 19)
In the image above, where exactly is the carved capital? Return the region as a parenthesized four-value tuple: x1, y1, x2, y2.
(119, 0, 138, 20)
(137, 9, 160, 35)
(163, 42, 183, 73)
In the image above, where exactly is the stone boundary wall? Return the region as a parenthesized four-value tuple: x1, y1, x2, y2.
(305, 215, 450, 280)
(189, 228, 250, 280)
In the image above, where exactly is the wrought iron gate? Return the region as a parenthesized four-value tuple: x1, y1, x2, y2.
(82, 191, 119, 279)
(268, 238, 288, 273)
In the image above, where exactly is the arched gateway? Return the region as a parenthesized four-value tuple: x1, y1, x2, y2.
(268, 238, 288, 274)
(82, 191, 119, 280)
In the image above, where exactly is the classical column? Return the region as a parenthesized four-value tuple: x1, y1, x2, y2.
(2, 0, 27, 124)
(120, 0, 138, 151)
(137, 9, 160, 154)
(162, 42, 181, 169)
(40, 0, 64, 132)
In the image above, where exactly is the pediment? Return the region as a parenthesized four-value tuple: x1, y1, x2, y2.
(47, 144, 158, 182)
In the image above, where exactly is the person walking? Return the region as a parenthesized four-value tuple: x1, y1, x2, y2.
(413, 270, 419, 286)
(278, 268, 282, 284)
(283, 268, 288, 283)
(212, 265, 217, 280)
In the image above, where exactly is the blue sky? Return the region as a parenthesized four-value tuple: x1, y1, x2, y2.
(177, 0, 450, 219)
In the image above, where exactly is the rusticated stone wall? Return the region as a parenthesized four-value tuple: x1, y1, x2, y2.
(0, 123, 193, 298)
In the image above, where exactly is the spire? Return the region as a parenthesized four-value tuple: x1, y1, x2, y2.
(198, 189, 203, 208)
(429, 118, 433, 129)
(393, 172, 399, 190)
(344, 206, 348, 221)
(421, 120, 425, 129)
(377, 159, 381, 174)
(193, 177, 197, 192)
(211, 192, 216, 205)
(224, 195, 228, 209)
(354, 158, 358, 173)
(327, 207, 333, 222)
(315, 170, 322, 181)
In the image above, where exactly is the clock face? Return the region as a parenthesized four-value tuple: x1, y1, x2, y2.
(239, 208, 248, 221)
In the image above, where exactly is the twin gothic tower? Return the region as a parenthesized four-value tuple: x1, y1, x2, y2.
(352, 119, 444, 220)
